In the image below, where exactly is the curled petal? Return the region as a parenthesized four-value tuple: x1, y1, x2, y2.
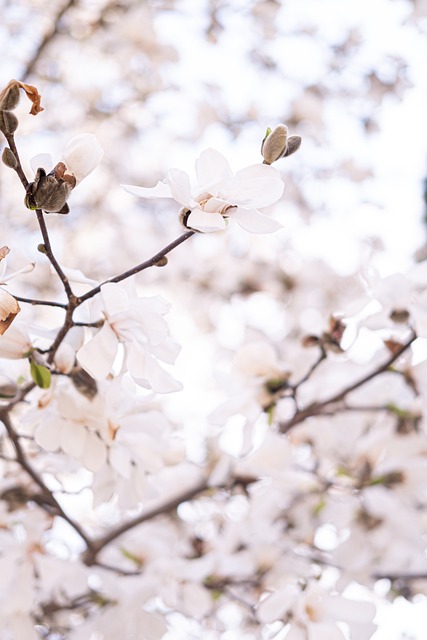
(0, 289, 20, 335)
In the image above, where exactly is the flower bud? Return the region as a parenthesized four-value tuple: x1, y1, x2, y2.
(261, 124, 288, 164)
(2, 147, 17, 168)
(25, 166, 74, 214)
(0, 83, 20, 111)
(283, 135, 302, 157)
(0, 110, 19, 134)
(154, 256, 168, 267)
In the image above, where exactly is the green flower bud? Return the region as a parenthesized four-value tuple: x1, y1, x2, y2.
(1, 147, 17, 168)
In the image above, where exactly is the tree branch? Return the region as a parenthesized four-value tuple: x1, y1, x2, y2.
(0, 408, 96, 552)
(83, 478, 209, 565)
(279, 330, 417, 433)
(36, 211, 75, 300)
(22, 0, 77, 80)
(78, 230, 195, 304)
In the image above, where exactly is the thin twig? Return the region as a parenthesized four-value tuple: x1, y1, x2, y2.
(78, 230, 195, 304)
(11, 294, 68, 309)
(36, 211, 75, 300)
(4, 132, 29, 188)
(279, 331, 417, 433)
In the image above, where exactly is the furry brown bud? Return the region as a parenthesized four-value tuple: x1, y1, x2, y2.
(261, 124, 288, 164)
(25, 166, 74, 214)
(0, 83, 20, 111)
(283, 135, 302, 157)
(2, 147, 17, 168)
(0, 110, 19, 134)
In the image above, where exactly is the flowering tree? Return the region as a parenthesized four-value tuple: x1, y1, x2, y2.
(1, 2, 427, 639)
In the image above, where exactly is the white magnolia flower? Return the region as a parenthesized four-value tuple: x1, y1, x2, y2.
(122, 148, 285, 233)
(77, 282, 182, 393)
(257, 582, 376, 640)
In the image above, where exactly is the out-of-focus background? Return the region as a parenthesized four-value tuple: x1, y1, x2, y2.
(1, 2, 427, 636)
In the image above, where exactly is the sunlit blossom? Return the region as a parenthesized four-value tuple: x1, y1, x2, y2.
(122, 148, 285, 233)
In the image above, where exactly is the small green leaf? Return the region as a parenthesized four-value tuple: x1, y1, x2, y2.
(313, 497, 326, 516)
(30, 360, 51, 389)
(119, 547, 144, 567)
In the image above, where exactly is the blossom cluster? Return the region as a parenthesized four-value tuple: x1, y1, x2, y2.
(1, 63, 427, 640)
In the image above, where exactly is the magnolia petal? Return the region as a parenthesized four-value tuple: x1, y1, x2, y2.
(92, 465, 116, 506)
(125, 343, 148, 381)
(30, 153, 53, 175)
(61, 423, 86, 458)
(307, 622, 345, 640)
(77, 323, 118, 380)
(186, 209, 227, 233)
(62, 133, 103, 184)
(0, 289, 20, 335)
(128, 346, 182, 393)
(54, 342, 76, 374)
(195, 148, 233, 193)
(150, 337, 181, 364)
(167, 168, 195, 207)
(225, 164, 285, 208)
(145, 355, 183, 393)
(82, 430, 107, 472)
(60, 267, 98, 286)
(283, 627, 306, 640)
(0, 262, 35, 284)
(232, 207, 282, 234)
(322, 595, 376, 623)
(0, 323, 31, 358)
(110, 444, 133, 478)
(34, 419, 62, 452)
(121, 180, 173, 199)
(256, 584, 299, 623)
(100, 282, 130, 316)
